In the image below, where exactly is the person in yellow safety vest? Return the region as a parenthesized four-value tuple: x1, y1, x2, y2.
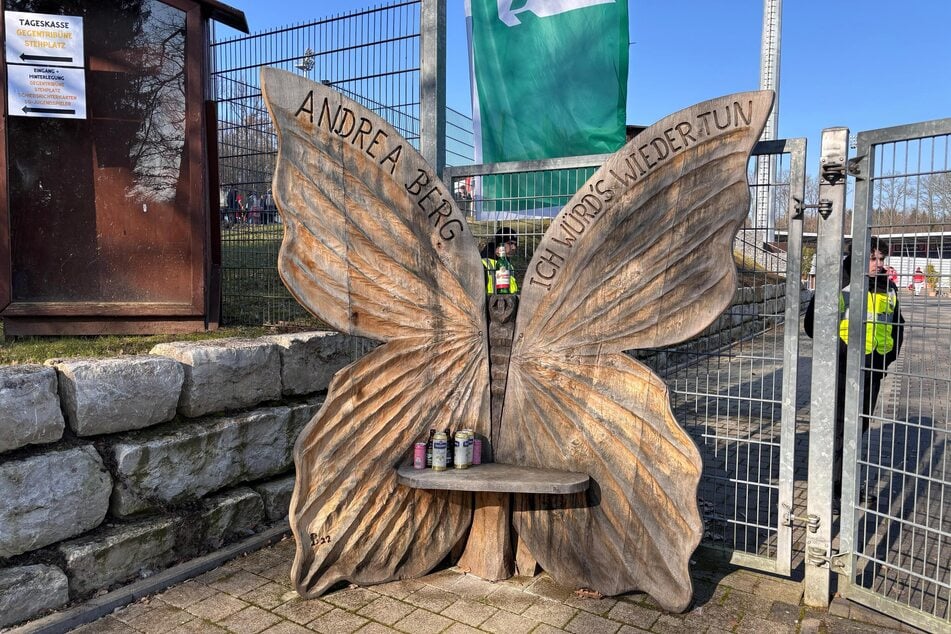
(480, 227, 519, 294)
(804, 237, 904, 510)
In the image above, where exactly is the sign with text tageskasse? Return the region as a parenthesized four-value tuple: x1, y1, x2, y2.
(4, 11, 85, 119)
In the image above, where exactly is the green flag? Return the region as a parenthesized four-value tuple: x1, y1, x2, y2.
(468, 0, 629, 163)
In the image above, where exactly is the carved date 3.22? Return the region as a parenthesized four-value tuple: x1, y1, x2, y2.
(310, 533, 332, 546)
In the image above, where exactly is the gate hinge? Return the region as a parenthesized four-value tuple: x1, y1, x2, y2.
(782, 504, 820, 532)
(820, 156, 847, 185)
(806, 546, 850, 571)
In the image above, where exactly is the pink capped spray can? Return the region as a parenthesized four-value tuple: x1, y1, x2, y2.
(413, 442, 426, 469)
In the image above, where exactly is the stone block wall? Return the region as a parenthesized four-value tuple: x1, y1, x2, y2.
(0, 331, 374, 629)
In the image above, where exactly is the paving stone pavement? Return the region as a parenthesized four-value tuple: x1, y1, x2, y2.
(44, 535, 924, 634)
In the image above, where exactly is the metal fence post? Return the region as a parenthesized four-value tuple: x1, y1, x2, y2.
(804, 127, 849, 607)
(419, 0, 446, 176)
(776, 137, 806, 577)
(837, 145, 872, 588)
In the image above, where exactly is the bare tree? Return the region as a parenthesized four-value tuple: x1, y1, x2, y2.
(919, 172, 951, 220)
(216, 76, 277, 196)
(870, 173, 909, 229)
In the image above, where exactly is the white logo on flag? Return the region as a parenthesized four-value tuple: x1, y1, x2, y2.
(497, 0, 615, 27)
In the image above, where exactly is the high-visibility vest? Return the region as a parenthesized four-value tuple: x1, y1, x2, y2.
(838, 285, 898, 354)
(481, 258, 518, 294)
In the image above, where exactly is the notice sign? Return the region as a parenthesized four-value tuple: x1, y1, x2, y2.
(7, 64, 86, 118)
(5, 12, 85, 119)
(5, 11, 84, 67)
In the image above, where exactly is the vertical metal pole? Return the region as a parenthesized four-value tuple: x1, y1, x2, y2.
(420, 0, 446, 177)
(758, 0, 781, 140)
(777, 137, 807, 576)
(838, 132, 874, 595)
(755, 0, 781, 243)
(804, 127, 849, 607)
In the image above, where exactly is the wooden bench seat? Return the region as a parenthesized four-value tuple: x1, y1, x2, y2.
(397, 463, 590, 581)
(396, 463, 589, 494)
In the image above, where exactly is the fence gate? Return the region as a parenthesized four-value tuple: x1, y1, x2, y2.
(445, 137, 808, 577)
(837, 119, 951, 632)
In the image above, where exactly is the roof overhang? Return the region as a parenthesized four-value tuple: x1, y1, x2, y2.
(198, 0, 248, 33)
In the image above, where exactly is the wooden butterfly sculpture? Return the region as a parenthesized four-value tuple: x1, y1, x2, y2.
(261, 66, 772, 612)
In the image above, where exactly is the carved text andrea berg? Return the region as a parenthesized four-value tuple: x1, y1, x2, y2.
(295, 91, 404, 175)
(296, 91, 466, 242)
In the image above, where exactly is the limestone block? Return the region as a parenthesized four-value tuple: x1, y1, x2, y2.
(741, 320, 762, 338)
(729, 325, 743, 342)
(52, 356, 184, 436)
(288, 396, 324, 433)
(151, 339, 282, 417)
(110, 400, 321, 516)
(199, 487, 265, 548)
(0, 565, 70, 628)
(0, 446, 112, 558)
(59, 517, 178, 596)
(0, 365, 64, 454)
(266, 331, 376, 396)
(253, 475, 295, 520)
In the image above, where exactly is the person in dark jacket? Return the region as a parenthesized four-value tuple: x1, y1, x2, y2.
(804, 237, 904, 504)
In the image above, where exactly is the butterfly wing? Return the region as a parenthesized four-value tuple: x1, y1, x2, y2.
(500, 91, 774, 611)
(261, 68, 489, 595)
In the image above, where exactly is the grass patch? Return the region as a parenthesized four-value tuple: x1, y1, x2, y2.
(0, 323, 318, 365)
(221, 223, 320, 326)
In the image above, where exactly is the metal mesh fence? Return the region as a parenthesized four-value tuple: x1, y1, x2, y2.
(446, 106, 475, 167)
(843, 125, 951, 629)
(211, 1, 423, 326)
(448, 165, 598, 273)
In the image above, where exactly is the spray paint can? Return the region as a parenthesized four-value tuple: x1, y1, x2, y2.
(472, 438, 482, 465)
(453, 431, 469, 469)
(464, 430, 474, 466)
(432, 431, 448, 471)
(413, 442, 426, 469)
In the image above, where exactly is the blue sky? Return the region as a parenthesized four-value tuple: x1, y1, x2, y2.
(221, 1, 951, 168)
